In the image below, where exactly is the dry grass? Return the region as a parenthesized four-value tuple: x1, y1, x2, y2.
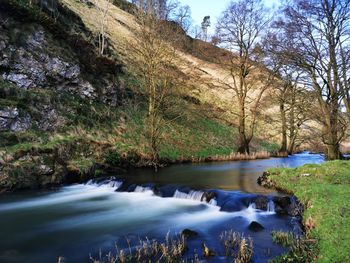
(90, 234, 198, 263)
(270, 231, 317, 263)
(188, 151, 270, 163)
(220, 230, 253, 263)
(59, 0, 281, 139)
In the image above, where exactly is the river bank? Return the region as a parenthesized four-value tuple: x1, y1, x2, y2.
(0, 140, 274, 193)
(0, 147, 315, 194)
(258, 160, 350, 262)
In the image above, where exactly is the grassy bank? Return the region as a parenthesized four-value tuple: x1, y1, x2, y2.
(0, 80, 279, 191)
(264, 161, 350, 262)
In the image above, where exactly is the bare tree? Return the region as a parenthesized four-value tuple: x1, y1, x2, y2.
(94, 0, 112, 55)
(215, 0, 271, 154)
(131, 0, 179, 20)
(277, 0, 350, 160)
(191, 25, 202, 39)
(287, 87, 313, 153)
(130, 9, 184, 167)
(174, 4, 192, 32)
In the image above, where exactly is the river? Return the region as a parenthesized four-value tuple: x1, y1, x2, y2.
(0, 152, 324, 262)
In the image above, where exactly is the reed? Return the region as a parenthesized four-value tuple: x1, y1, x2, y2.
(189, 151, 270, 163)
(220, 230, 253, 263)
(270, 231, 318, 263)
(90, 234, 197, 263)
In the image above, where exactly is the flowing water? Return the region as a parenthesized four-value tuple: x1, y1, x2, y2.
(0, 152, 324, 263)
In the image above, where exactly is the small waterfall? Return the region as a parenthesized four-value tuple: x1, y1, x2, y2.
(267, 200, 275, 212)
(85, 179, 93, 185)
(85, 179, 123, 190)
(134, 186, 153, 193)
(209, 199, 218, 206)
(249, 203, 257, 209)
(173, 190, 204, 201)
(108, 181, 123, 189)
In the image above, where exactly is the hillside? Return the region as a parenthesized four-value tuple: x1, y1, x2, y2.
(0, 0, 279, 192)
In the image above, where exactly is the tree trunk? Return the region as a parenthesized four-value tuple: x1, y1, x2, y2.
(237, 102, 250, 154)
(287, 91, 296, 154)
(323, 98, 342, 160)
(279, 101, 287, 154)
(326, 142, 340, 160)
(325, 117, 341, 160)
(237, 139, 250, 155)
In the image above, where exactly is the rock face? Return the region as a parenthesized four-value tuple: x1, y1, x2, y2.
(0, 107, 31, 132)
(0, 10, 120, 103)
(0, 9, 123, 133)
(0, 15, 96, 98)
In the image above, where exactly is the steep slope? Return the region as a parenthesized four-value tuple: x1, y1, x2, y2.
(0, 0, 278, 192)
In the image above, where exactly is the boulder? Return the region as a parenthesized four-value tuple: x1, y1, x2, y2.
(253, 195, 269, 210)
(181, 229, 198, 239)
(201, 191, 217, 203)
(248, 221, 265, 232)
(273, 196, 291, 215)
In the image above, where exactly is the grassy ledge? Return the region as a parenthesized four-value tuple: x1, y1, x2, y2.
(263, 161, 350, 262)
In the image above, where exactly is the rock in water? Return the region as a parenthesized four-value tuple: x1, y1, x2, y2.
(181, 229, 198, 239)
(273, 196, 291, 215)
(201, 191, 217, 203)
(248, 221, 265, 232)
(254, 195, 269, 210)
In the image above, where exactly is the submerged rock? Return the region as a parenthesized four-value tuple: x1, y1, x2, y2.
(181, 229, 198, 239)
(248, 221, 265, 232)
(220, 199, 246, 212)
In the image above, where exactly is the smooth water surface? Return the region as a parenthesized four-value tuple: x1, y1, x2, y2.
(120, 152, 324, 193)
(0, 153, 324, 263)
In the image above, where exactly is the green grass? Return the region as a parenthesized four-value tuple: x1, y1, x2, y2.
(0, 80, 268, 166)
(267, 161, 350, 262)
(271, 231, 317, 263)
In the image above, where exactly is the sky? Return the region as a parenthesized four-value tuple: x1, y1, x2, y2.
(178, 0, 281, 34)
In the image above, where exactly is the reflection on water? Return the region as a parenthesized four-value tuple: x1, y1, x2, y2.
(0, 153, 324, 263)
(118, 152, 324, 193)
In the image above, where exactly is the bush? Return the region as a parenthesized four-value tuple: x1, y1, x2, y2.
(105, 150, 121, 166)
(104, 149, 141, 167)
